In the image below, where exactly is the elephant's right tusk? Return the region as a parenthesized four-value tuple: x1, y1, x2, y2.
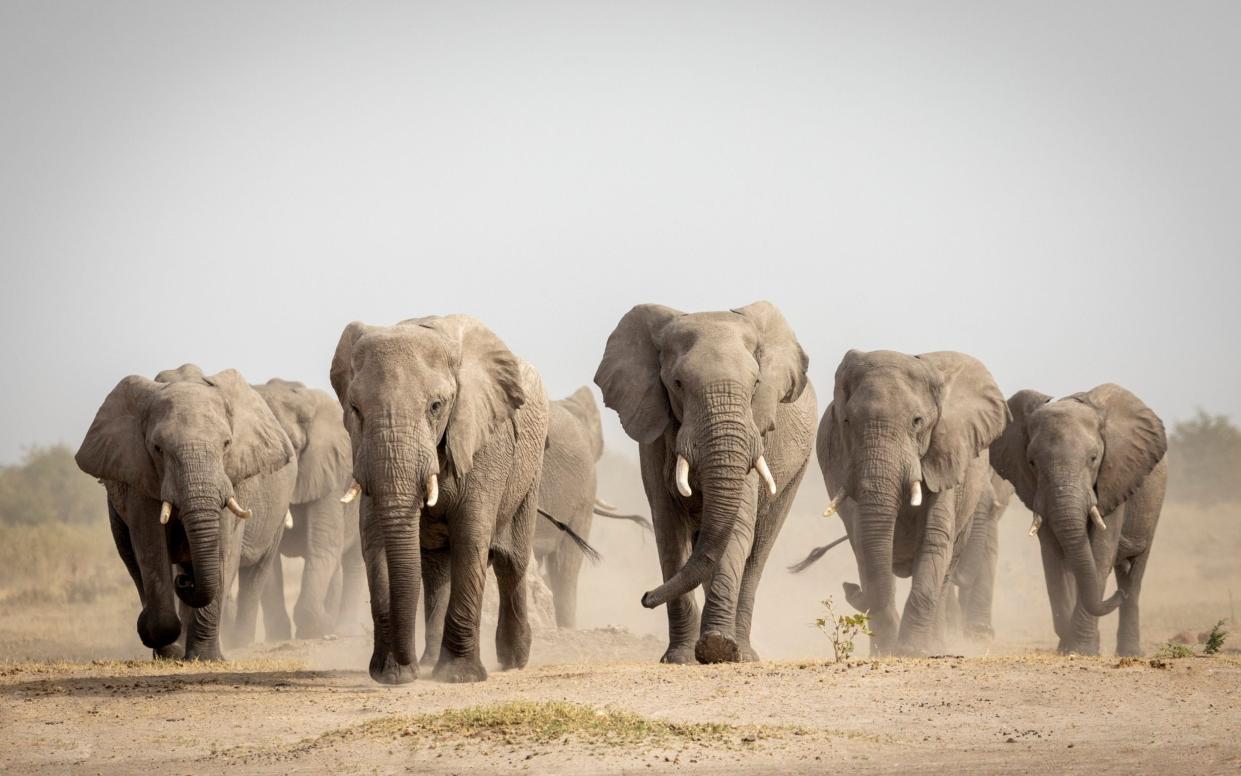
(675, 456, 693, 498)
(823, 492, 844, 517)
(594, 496, 618, 511)
(341, 480, 362, 504)
(425, 474, 439, 507)
(159, 501, 172, 525)
(755, 456, 778, 496)
(910, 480, 923, 507)
(1090, 505, 1106, 531)
(1028, 513, 1042, 536)
(226, 497, 253, 520)
(284, 510, 294, 530)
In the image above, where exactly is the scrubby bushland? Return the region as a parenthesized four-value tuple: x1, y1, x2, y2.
(1167, 411, 1241, 506)
(0, 444, 103, 526)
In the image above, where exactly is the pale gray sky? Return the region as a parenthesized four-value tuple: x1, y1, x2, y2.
(2, 1, 1238, 463)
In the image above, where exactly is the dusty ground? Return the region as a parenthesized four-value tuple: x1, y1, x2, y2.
(2, 631, 1239, 775)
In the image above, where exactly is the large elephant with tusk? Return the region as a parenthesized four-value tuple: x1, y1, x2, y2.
(990, 385, 1167, 656)
(818, 350, 1009, 656)
(75, 364, 296, 660)
(594, 302, 816, 664)
(331, 315, 549, 684)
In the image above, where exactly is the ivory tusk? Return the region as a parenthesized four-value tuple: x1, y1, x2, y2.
(1090, 505, 1106, 531)
(1028, 513, 1042, 536)
(159, 501, 172, 525)
(755, 456, 778, 496)
(425, 473, 439, 507)
(675, 455, 692, 498)
(594, 497, 618, 511)
(284, 510, 294, 530)
(226, 497, 252, 520)
(823, 493, 844, 517)
(910, 480, 923, 507)
(341, 480, 362, 504)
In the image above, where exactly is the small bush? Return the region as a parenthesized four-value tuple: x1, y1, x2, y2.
(1204, 620, 1229, 655)
(1155, 642, 1195, 660)
(815, 596, 872, 662)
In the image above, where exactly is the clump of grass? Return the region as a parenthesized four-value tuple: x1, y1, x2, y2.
(322, 701, 783, 749)
(815, 596, 872, 662)
(1155, 642, 1195, 660)
(1204, 620, 1229, 655)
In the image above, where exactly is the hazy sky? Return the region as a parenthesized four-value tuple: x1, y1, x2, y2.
(2, 1, 1238, 463)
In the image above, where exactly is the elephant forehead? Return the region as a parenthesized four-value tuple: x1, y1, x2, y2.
(660, 312, 758, 352)
(151, 384, 229, 435)
(350, 328, 456, 400)
(1031, 401, 1099, 444)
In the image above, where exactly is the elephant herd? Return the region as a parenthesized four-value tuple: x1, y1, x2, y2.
(76, 303, 1168, 684)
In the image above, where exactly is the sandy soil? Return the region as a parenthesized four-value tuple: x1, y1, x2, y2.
(2, 630, 1239, 775)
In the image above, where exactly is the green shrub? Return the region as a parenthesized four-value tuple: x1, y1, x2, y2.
(815, 596, 872, 662)
(0, 444, 105, 526)
(1204, 620, 1228, 655)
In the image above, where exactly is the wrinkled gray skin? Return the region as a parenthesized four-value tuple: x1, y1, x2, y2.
(819, 350, 1009, 656)
(331, 315, 548, 684)
(534, 386, 648, 629)
(75, 364, 295, 660)
(947, 472, 1014, 641)
(227, 379, 366, 644)
(595, 302, 816, 664)
(991, 385, 1168, 656)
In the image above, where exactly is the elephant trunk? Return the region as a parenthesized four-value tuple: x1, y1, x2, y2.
(850, 423, 908, 651)
(172, 451, 227, 608)
(1050, 495, 1123, 618)
(641, 389, 753, 609)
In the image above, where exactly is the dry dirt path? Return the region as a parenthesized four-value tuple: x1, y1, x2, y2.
(2, 632, 1238, 775)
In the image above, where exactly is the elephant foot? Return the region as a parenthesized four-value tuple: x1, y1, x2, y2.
(496, 634, 531, 671)
(963, 623, 994, 643)
(1116, 643, 1143, 658)
(433, 654, 488, 684)
(660, 643, 697, 665)
(369, 649, 417, 685)
(293, 612, 327, 641)
(695, 631, 741, 664)
(419, 647, 441, 670)
(152, 644, 184, 661)
(737, 642, 760, 662)
(184, 643, 225, 662)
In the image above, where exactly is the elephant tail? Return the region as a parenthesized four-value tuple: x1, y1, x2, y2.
(538, 507, 602, 563)
(787, 534, 849, 574)
(591, 504, 653, 531)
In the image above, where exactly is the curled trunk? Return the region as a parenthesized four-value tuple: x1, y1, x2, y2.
(1052, 504, 1123, 617)
(178, 503, 221, 608)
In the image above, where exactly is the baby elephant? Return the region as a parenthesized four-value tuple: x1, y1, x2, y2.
(991, 384, 1168, 656)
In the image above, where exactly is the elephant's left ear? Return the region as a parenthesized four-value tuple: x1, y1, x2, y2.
(1073, 384, 1167, 515)
(562, 386, 604, 461)
(733, 301, 809, 434)
(207, 369, 296, 484)
(917, 352, 1009, 493)
(420, 315, 526, 478)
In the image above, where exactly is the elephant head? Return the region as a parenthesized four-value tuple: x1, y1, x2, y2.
(991, 385, 1166, 618)
(822, 350, 1008, 646)
(330, 316, 525, 669)
(76, 364, 293, 611)
(254, 378, 352, 504)
(594, 301, 809, 608)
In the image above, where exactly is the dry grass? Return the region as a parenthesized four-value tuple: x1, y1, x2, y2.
(0, 521, 129, 605)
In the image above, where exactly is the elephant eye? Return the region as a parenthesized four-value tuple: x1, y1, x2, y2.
(673, 379, 683, 391)
(223, 439, 231, 450)
(153, 444, 162, 455)
(430, 400, 443, 414)
(912, 416, 924, 429)
(351, 403, 362, 418)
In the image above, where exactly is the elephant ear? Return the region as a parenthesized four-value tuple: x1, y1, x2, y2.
(257, 380, 350, 504)
(1073, 384, 1167, 515)
(330, 321, 373, 412)
(561, 386, 604, 460)
(594, 304, 682, 444)
(75, 375, 163, 498)
(732, 301, 809, 434)
(206, 369, 296, 484)
(917, 352, 1010, 493)
(988, 389, 1053, 511)
(819, 400, 851, 495)
(417, 315, 526, 478)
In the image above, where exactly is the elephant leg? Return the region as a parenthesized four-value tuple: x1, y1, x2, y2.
(1115, 549, 1149, 657)
(960, 515, 1000, 641)
(430, 508, 492, 684)
(230, 553, 270, 649)
(493, 549, 533, 671)
(336, 537, 367, 636)
(420, 548, 451, 668)
(546, 543, 584, 630)
(325, 562, 343, 631)
(117, 496, 182, 656)
(734, 463, 806, 662)
(652, 511, 701, 665)
(293, 497, 345, 639)
(696, 509, 754, 664)
(260, 551, 292, 642)
(897, 494, 958, 655)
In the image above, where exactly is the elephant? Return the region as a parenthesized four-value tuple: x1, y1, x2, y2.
(228, 379, 366, 643)
(75, 364, 295, 660)
(535, 386, 651, 629)
(594, 301, 816, 664)
(330, 315, 549, 684)
(990, 384, 1168, 656)
(818, 350, 1009, 655)
(946, 471, 1014, 641)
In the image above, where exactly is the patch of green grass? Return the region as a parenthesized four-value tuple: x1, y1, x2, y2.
(1155, 642, 1195, 660)
(1204, 620, 1229, 655)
